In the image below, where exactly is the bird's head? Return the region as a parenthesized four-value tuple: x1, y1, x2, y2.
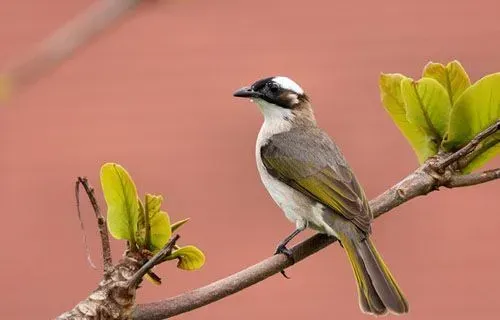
(233, 76, 315, 125)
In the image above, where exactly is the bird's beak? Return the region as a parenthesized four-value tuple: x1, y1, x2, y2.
(233, 86, 262, 99)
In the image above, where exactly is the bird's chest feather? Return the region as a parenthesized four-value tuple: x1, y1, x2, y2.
(256, 151, 305, 223)
(255, 116, 316, 224)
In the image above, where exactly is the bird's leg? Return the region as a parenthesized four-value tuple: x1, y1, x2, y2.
(274, 229, 302, 257)
(274, 219, 307, 279)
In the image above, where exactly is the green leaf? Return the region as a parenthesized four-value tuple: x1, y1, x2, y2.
(379, 73, 438, 163)
(401, 77, 452, 140)
(423, 60, 471, 105)
(171, 218, 190, 233)
(136, 199, 146, 246)
(149, 211, 171, 252)
(166, 245, 205, 271)
(443, 73, 500, 171)
(136, 194, 171, 252)
(100, 163, 139, 245)
(145, 194, 163, 216)
(144, 194, 164, 250)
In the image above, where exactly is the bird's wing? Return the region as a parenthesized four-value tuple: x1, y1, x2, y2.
(260, 126, 372, 233)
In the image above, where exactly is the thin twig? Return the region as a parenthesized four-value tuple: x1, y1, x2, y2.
(74, 180, 98, 269)
(133, 122, 500, 320)
(437, 120, 499, 170)
(77, 177, 113, 275)
(128, 235, 181, 290)
(445, 168, 500, 188)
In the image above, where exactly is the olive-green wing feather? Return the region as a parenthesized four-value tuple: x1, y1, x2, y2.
(261, 127, 372, 233)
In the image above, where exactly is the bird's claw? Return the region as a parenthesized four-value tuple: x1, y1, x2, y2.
(274, 244, 294, 279)
(280, 269, 291, 279)
(274, 244, 294, 259)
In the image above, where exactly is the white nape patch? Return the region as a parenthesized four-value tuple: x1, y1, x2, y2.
(286, 92, 300, 105)
(272, 76, 304, 94)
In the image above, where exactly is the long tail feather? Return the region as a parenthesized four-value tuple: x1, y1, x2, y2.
(340, 234, 409, 315)
(341, 235, 386, 315)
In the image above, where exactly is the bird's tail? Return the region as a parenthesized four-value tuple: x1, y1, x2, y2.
(340, 234, 409, 315)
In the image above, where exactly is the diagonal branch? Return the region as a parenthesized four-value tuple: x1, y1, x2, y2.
(134, 233, 335, 320)
(436, 120, 499, 170)
(133, 123, 500, 320)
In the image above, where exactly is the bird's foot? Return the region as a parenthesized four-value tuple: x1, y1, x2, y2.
(274, 244, 294, 259)
(274, 244, 294, 279)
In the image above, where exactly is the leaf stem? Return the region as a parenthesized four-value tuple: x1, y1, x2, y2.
(144, 197, 151, 251)
(128, 234, 180, 290)
(438, 119, 499, 170)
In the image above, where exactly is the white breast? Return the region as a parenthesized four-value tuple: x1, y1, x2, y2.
(254, 99, 318, 225)
(256, 153, 302, 223)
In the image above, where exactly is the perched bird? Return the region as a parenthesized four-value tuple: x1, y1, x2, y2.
(233, 76, 409, 315)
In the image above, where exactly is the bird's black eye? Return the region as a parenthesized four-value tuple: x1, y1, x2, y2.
(268, 82, 280, 93)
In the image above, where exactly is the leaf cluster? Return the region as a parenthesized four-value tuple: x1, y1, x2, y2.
(380, 61, 499, 172)
(100, 163, 205, 283)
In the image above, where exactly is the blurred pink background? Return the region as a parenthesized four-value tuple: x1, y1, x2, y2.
(1, 0, 499, 319)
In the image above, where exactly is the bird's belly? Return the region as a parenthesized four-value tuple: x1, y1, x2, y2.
(260, 171, 303, 223)
(256, 158, 326, 230)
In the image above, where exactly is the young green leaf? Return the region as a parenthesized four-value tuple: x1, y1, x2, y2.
(136, 199, 146, 246)
(149, 210, 171, 252)
(443, 73, 500, 166)
(423, 61, 471, 105)
(144, 194, 163, 249)
(401, 77, 451, 140)
(136, 194, 172, 252)
(166, 245, 205, 271)
(379, 73, 438, 163)
(145, 194, 163, 216)
(100, 163, 139, 246)
(443, 73, 500, 172)
(171, 218, 190, 233)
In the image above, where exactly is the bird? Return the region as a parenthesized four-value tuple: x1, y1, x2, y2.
(233, 76, 409, 315)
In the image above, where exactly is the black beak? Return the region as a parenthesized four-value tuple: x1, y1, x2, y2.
(233, 86, 261, 99)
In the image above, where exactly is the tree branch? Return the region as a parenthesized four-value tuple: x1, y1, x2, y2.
(133, 123, 500, 320)
(128, 235, 180, 290)
(368, 168, 436, 217)
(134, 234, 335, 320)
(445, 168, 500, 188)
(75, 179, 98, 270)
(436, 120, 499, 170)
(76, 177, 113, 275)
